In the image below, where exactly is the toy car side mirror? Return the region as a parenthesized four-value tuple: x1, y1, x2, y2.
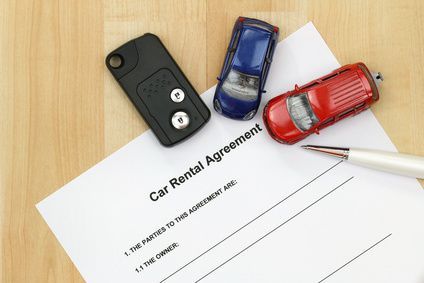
(314, 128, 320, 135)
(217, 77, 222, 82)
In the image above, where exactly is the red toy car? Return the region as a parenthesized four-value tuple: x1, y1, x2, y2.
(263, 63, 383, 145)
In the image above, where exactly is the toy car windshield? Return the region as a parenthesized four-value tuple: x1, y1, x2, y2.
(221, 69, 259, 101)
(287, 92, 320, 132)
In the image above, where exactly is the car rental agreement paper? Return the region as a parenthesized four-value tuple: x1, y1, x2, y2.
(37, 22, 424, 283)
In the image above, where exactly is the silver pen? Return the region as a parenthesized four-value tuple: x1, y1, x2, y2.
(301, 145, 424, 179)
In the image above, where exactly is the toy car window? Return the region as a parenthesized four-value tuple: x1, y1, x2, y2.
(358, 64, 378, 99)
(244, 22, 275, 33)
(222, 69, 259, 101)
(319, 117, 335, 129)
(224, 31, 240, 74)
(300, 82, 319, 90)
(231, 30, 240, 50)
(356, 103, 365, 109)
(321, 73, 337, 81)
(261, 40, 275, 85)
(225, 52, 235, 74)
(339, 108, 355, 118)
(287, 93, 320, 132)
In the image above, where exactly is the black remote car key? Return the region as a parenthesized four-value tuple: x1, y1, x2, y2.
(106, 33, 210, 147)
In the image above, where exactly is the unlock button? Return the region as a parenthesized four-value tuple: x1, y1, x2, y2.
(170, 88, 185, 103)
(171, 111, 189, 130)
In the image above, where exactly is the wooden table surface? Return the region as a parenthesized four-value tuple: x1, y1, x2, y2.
(2, 0, 423, 282)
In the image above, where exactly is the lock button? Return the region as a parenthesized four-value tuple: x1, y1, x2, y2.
(170, 88, 185, 103)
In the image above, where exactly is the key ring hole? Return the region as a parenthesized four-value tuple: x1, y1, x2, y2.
(109, 54, 124, 68)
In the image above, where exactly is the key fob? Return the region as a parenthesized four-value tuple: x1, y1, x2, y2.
(106, 33, 211, 147)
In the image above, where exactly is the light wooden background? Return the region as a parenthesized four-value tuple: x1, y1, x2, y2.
(1, 0, 423, 282)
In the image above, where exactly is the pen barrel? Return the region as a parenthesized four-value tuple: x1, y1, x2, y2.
(348, 148, 424, 179)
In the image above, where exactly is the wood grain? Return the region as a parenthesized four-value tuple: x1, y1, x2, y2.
(2, 0, 423, 281)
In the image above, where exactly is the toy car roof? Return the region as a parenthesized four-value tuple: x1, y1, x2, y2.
(232, 24, 274, 76)
(302, 67, 374, 118)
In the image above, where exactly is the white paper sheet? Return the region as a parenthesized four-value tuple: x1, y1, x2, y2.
(37, 22, 424, 283)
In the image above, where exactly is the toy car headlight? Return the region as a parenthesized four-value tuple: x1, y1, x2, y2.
(214, 99, 222, 114)
(243, 110, 256, 120)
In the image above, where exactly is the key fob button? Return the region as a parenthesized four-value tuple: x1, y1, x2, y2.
(170, 88, 185, 103)
(171, 111, 189, 130)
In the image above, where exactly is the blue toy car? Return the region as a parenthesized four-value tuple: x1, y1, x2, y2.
(213, 17, 279, 120)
